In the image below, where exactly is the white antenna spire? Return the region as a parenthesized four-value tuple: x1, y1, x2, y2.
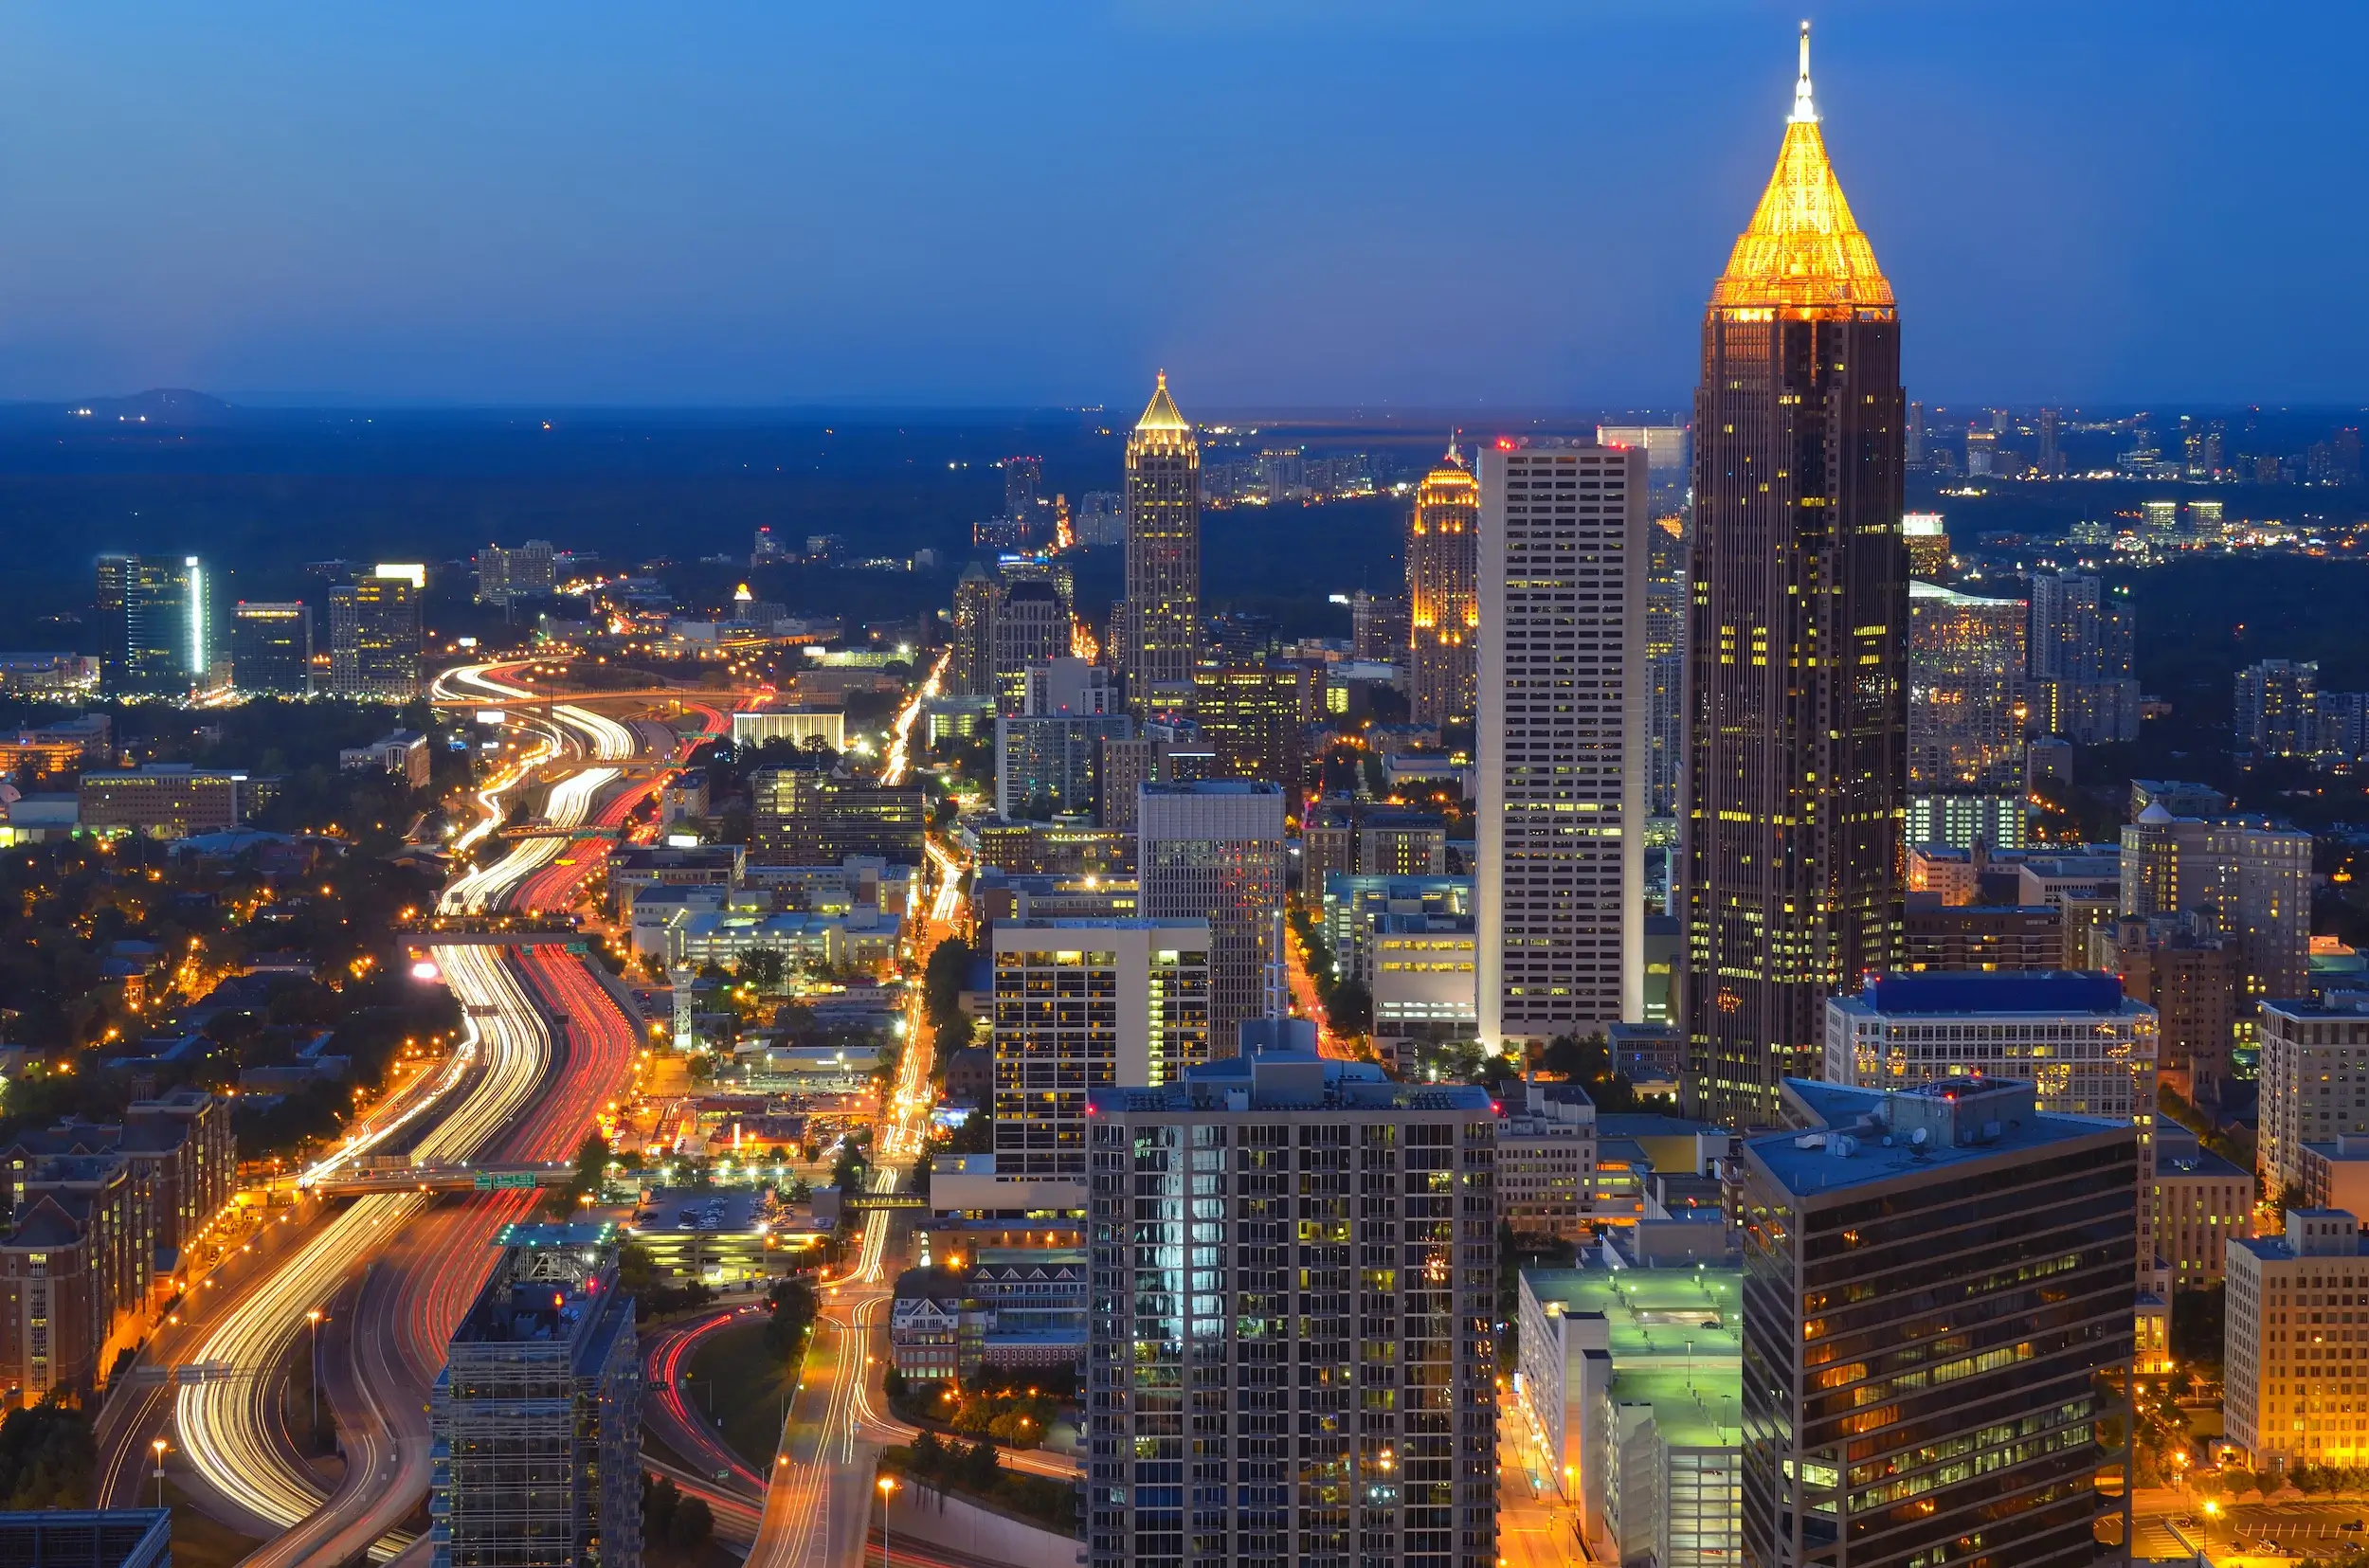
(1790, 20, 1818, 124)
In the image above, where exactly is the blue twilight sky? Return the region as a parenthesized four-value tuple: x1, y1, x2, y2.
(0, 2, 2359, 410)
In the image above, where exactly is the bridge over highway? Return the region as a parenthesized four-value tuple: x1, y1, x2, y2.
(301, 1162, 571, 1197)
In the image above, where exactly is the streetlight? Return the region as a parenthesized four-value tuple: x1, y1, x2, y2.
(151, 1437, 168, 1509)
(877, 1475, 898, 1568)
(307, 1309, 324, 1436)
(2201, 1497, 2219, 1560)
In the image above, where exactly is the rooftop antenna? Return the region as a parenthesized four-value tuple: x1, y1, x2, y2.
(1790, 20, 1818, 124)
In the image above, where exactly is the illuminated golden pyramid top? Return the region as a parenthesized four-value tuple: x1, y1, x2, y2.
(1709, 24, 1894, 318)
(1130, 370, 1193, 449)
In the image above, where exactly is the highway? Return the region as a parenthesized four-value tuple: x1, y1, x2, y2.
(131, 687, 653, 1563)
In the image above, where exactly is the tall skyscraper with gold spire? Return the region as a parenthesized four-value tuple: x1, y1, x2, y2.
(1683, 26, 1908, 1128)
(1121, 371, 1201, 712)
(1406, 439, 1479, 728)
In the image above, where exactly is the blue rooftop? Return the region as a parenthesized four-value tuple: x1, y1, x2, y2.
(1854, 969, 2125, 1016)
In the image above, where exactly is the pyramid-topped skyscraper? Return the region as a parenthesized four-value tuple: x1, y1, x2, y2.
(1683, 26, 1908, 1128)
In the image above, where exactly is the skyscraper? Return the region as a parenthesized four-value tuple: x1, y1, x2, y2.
(949, 563, 999, 700)
(2037, 406, 2064, 477)
(2025, 570, 2139, 744)
(2235, 658, 2321, 758)
(1121, 372, 1201, 712)
(328, 566, 424, 699)
(1086, 1049, 1498, 1568)
(1906, 581, 2026, 791)
(229, 602, 314, 695)
(1406, 442, 1480, 728)
(1137, 781, 1285, 1053)
(1684, 27, 1907, 1126)
(96, 554, 206, 697)
(990, 579, 1068, 712)
(1477, 442, 1648, 1046)
(473, 540, 556, 605)
(1004, 454, 1042, 520)
(1644, 514, 1689, 819)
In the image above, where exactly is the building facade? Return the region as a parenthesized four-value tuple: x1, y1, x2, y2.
(2026, 571, 2139, 745)
(430, 1225, 641, 1568)
(229, 602, 314, 694)
(1476, 442, 1647, 1045)
(1122, 374, 1201, 711)
(990, 919, 1211, 1181)
(1740, 1076, 2137, 1568)
(1136, 782, 1285, 1053)
(1906, 581, 2026, 792)
(2226, 1210, 2369, 1470)
(1683, 39, 1908, 1127)
(329, 567, 424, 699)
(950, 564, 1000, 700)
(1086, 1052, 1498, 1568)
(2259, 1000, 2369, 1199)
(97, 554, 206, 697)
(1407, 444, 1480, 728)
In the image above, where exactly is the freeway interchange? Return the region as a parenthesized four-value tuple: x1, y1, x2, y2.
(92, 652, 1063, 1568)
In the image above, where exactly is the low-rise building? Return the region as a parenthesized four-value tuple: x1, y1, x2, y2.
(78, 765, 244, 838)
(1369, 910, 1477, 1058)
(2302, 1134, 2369, 1219)
(338, 729, 430, 788)
(1903, 897, 2062, 971)
(1495, 1083, 1597, 1242)
(890, 1264, 974, 1382)
(1516, 1263, 1742, 1566)
(624, 1186, 804, 1288)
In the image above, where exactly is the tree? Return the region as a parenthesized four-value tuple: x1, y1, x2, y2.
(910, 1429, 946, 1477)
(922, 937, 973, 1039)
(669, 1493, 714, 1550)
(1536, 1032, 1641, 1113)
(571, 1131, 610, 1198)
(1326, 978, 1373, 1036)
(963, 1436, 1001, 1490)
(643, 1473, 680, 1541)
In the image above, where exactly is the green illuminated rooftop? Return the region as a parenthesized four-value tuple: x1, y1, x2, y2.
(1525, 1265, 1745, 1451)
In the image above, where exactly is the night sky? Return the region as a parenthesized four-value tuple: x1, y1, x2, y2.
(0, 2, 2359, 408)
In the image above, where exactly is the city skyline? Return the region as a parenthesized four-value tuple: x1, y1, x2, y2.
(0, 6, 2363, 406)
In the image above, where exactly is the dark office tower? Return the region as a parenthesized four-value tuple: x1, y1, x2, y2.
(229, 602, 314, 694)
(2038, 406, 2063, 477)
(1122, 372, 1201, 712)
(991, 579, 1068, 712)
(328, 567, 423, 699)
(950, 562, 999, 699)
(1904, 400, 1926, 468)
(96, 554, 205, 696)
(1683, 26, 1907, 1128)
(1739, 1078, 2136, 1568)
(1004, 454, 1042, 520)
(1406, 442, 1480, 728)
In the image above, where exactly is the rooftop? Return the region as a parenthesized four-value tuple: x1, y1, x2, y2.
(1090, 1047, 1492, 1117)
(1752, 1078, 2130, 1199)
(1841, 970, 2131, 1018)
(1524, 1264, 1744, 1451)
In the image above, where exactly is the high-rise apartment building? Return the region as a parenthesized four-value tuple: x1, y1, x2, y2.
(1643, 514, 1689, 819)
(997, 659, 1131, 820)
(1407, 443, 1480, 728)
(1907, 581, 2026, 791)
(1085, 1049, 1498, 1568)
(1740, 1076, 2137, 1568)
(96, 554, 206, 696)
(950, 563, 999, 700)
(2121, 806, 2311, 1018)
(2026, 570, 2139, 745)
(1122, 373, 1200, 711)
(473, 539, 556, 605)
(430, 1224, 641, 1568)
(329, 566, 423, 699)
(1900, 512, 1949, 577)
(1137, 781, 1285, 1053)
(2236, 658, 2321, 758)
(2226, 1209, 2369, 1470)
(2258, 1000, 2369, 1199)
(750, 766, 927, 865)
(992, 579, 1069, 713)
(1683, 33, 1907, 1126)
(2038, 406, 2064, 477)
(1476, 442, 1647, 1046)
(990, 919, 1210, 1180)
(2089, 914, 2241, 1107)
(229, 602, 314, 694)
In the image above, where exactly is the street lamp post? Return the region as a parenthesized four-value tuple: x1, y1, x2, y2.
(308, 1308, 324, 1438)
(2201, 1497, 2219, 1564)
(151, 1437, 168, 1510)
(878, 1474, 898, 1568)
